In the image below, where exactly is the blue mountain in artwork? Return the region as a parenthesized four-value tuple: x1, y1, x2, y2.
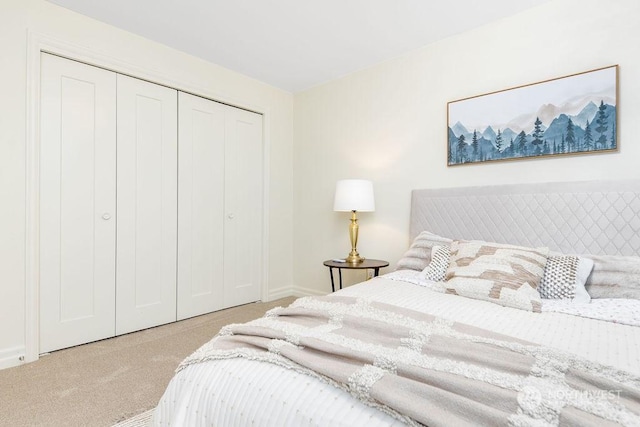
(479, 137, 497, 158)
(451, 121, 470, 138)
(543, 113, 585, 146)
(572, 101, 598, 128)
(500, 128, 518, 147)
(482, 126, 496, 141)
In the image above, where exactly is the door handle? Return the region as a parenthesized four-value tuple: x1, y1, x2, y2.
(102, 213, 111, 220)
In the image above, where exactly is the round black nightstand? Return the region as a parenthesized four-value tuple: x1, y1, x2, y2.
(323, 259, 389, 292)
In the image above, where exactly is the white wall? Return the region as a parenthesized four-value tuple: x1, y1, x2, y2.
(0, 0, 294, 368)
(293, 0, 640, 294)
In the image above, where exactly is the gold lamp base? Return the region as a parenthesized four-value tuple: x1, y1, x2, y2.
(345, 252, 364, 264)
(345, 210, 364, 264)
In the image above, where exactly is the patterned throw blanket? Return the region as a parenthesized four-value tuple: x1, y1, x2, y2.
(179, 296, 640, 426)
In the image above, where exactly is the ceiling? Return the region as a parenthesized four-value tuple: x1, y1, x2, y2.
(47, 0, 551, 93)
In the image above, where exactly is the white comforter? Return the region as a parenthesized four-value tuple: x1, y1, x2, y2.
(153, 273, 640, 426)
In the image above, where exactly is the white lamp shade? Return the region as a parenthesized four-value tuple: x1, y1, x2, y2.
(333, 179, 375, 212)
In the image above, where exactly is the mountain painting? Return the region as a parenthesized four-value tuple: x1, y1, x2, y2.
(447, 65, 617, 166)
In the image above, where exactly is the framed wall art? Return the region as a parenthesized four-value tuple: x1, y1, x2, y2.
(447, 65, 618, 166)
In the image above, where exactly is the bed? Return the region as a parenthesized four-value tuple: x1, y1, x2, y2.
(153, 180, 640, 426)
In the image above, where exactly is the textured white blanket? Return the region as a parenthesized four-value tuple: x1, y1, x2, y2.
(154, 275, 640, 426)
(177, 296, 640, 426)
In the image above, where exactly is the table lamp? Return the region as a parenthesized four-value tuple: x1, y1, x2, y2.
(333, 179, 375, 264)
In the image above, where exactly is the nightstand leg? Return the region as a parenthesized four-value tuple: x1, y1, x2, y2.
(329, 267, 335, 292)
(374, 267, 380, 277)
(338, 268, 343, 290)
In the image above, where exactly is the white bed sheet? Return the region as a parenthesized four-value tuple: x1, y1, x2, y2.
(543, 298, 640, 327)
(154, 274, 640, 426)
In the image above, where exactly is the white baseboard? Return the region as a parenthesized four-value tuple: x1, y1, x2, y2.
(267, 286, 296, 301)
(290, 286, 327, 297)
(267, 285, 327, 301)
(0, 346, 25, 370)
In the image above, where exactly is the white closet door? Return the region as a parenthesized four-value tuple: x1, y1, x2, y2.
(177, 92, 225, 320)
(116, 75, 178, 335)
(40, 53, 117, 353)
(224, 108, 263, 307)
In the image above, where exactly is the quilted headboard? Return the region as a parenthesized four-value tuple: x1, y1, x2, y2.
(410, 180, 640, 256)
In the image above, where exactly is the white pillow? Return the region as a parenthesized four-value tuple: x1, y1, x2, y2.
(582, 254, 640, 300)
(419, 245, 450, 282)
(539, 255, 593, 304)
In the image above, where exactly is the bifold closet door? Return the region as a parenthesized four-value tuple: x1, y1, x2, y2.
(40, 53, 117, 353)
(178, 94, 263, 314)
(223, 107, 263, 308)
(116, 75, 178, 335)
(177, 92, 225, 320)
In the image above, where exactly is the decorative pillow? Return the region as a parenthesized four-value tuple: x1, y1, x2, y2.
(539, 255, 593, 303)
(395, 231, 452, 271)
(420, 245, 450, 282)
(444, 240, 548, 312)
(582, 254, 640, 300)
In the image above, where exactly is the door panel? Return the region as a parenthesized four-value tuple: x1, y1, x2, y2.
(40, 53, 117, 353)
(223, 108, 263, 308)
(177, 92, 226, 320)
(116, 75, 177, 335)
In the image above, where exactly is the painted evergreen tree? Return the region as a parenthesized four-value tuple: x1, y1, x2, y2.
(566, 118, 576, 152)
(479, 146, 484, 162)
(507, 137, 514, 156)
(448, 140, 454, 164)
(543, 139, 550, 154)
(560, 134, 566, 153)
(595, 100, 608, 149)
(471, 130, 479, 159)
(531, 117, 544, 154)
(517, 131, 527, 156)
(457, 134, 467, 163)
(495, 129, 503, 154)
(583, 119, 593, 151)
(552, 139, 557, 154)
(610, 120, 616, 149)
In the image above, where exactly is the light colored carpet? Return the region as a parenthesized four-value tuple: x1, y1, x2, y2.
(0, 297, 296, 427)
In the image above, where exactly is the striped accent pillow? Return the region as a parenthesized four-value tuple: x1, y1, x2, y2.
(395, 231, 452, 272)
